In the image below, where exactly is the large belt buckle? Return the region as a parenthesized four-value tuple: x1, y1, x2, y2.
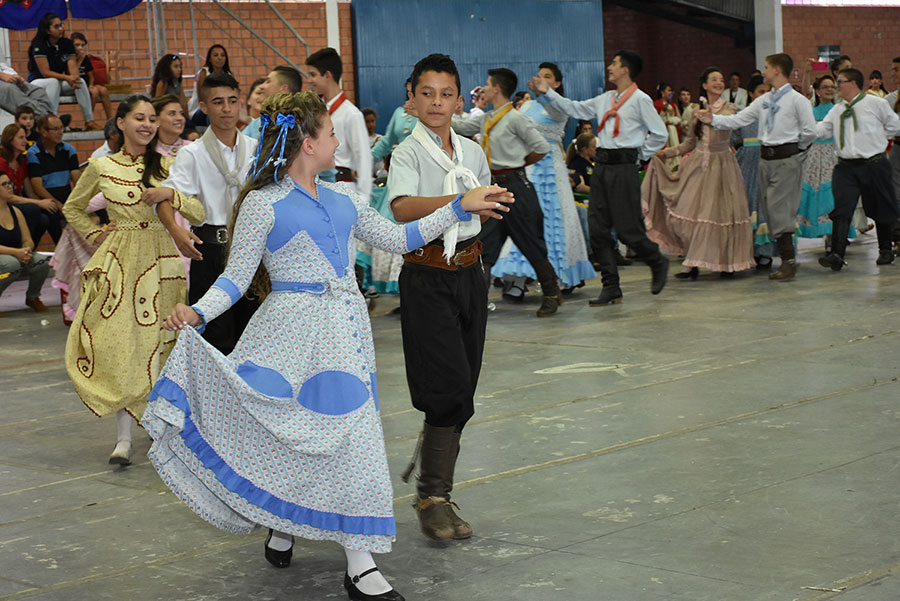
(215, 227, 229, 244)
(452, 248, 471, 267)
(761, 146, 775, 160)
(413, 247, 425, 257)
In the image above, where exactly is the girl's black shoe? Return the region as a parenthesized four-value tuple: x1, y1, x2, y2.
(344, 568, 405, 601)
(674, 267, 699, 280)
(264, 529, 293, 568)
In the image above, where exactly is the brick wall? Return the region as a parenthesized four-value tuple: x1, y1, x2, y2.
(603, 4, 757, 100)
(783, 5, 900, 84)
(7, 1, 351, 158)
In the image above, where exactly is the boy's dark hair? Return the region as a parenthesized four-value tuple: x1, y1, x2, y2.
(729, 71, 741, 79)
(613, 50, 643, 79)
(201, 71, 240, 101)
(747, 74, 766, 95)
(765, 53, 793, 78)
(538, 61, 565, 97)
(829, 54, 852, 74)
(272, 65, 304, 93)
(14, 105, 35, 119)
(306, 47, 343, 83)
(361, 107, 376, 119)
(839, 67, 864, 90)
(410, 53, 461, 96)
(70, 32, 87, 44)
(488, 68, 517, 99)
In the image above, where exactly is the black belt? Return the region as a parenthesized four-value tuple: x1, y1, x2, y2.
(192, 224, 229, 245)
(594, 148, 638, 165)
(760, 142, 800, 161)
(490, 167, 527, 183)
(838, 152, 887, 167)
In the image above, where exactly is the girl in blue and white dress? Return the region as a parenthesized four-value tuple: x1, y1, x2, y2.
(143, 92, 511, 601)
(493, 63, 595, 296)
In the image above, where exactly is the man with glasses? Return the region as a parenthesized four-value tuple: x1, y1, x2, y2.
(699, 53, 817, 281)
(26, 114, 80, 243)
(815, 68, 900, 269)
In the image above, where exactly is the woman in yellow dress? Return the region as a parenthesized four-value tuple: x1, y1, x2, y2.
(62, 95, 204, 465)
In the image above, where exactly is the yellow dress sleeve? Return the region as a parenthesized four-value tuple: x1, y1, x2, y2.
(160, 156, 205, 225)
(61, 158, 105, 243)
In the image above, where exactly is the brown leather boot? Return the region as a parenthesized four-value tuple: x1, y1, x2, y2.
(769, 233, 797, 281)
(413, 423, 472, 540)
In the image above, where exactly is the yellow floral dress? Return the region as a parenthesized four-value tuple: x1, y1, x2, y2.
(62, 150, 205, 420)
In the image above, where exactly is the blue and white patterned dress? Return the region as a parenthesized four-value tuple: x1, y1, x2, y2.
(142, 177, 471, 553)
(492, 101, 595, 287)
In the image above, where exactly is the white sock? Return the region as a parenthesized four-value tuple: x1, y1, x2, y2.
(267, 529, 293, 552)
(115, 409, 132, 446)
(344, 547, 391, 595)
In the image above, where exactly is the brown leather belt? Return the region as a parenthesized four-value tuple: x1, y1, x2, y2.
(760, 142, 800, 161)
(403, 239, 483, 271)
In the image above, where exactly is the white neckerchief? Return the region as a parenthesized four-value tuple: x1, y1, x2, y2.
(410, 122, 480, 263)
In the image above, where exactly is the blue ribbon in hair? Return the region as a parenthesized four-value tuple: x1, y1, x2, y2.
(250, 113, 296, 182)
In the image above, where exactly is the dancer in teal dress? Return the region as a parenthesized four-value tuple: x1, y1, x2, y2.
(797, 74, 856, 244)
(493, 63, 594, 292)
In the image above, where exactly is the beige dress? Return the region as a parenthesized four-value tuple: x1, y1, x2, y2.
(62, 151, 204, 419)
(643, 101, 755, 273)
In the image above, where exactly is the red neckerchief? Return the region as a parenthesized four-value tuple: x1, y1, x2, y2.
(598, 83, 638, 138)
(328, 92, 347, 115)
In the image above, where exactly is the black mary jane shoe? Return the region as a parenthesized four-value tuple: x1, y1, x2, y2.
(344, 568, 405, 601)
(264, 529, 293, 568)
(674, 267, 699, 280)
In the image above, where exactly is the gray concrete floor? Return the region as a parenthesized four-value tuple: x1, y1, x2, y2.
(2, 236, 899, 601)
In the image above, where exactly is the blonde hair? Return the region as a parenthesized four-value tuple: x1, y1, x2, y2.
(226, 91, 328, 301)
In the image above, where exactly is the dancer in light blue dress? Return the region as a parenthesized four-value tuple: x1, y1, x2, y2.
(142, 91, 510, 601)
(493, 63, 594, 292)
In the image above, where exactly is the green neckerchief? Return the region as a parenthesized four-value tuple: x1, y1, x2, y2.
(839, 92, 866, 149)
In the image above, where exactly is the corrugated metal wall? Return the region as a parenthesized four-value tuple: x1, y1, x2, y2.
(351, 0, 606, 141)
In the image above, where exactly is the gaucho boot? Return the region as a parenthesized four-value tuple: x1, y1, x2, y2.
(875, 222, 895, 265)
(413, 423, 472, 540)
(533, 259, 562, 317)
(819, 219, 849, 271)
(769, 233, 797, 280)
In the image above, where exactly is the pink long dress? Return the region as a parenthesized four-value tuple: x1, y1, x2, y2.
(642, 99, 755, 273)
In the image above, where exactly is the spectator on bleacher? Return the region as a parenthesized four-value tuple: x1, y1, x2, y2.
(867, 70, 887, 98)
(565, 119, 595, 165)
(0, 171, 50, 314)
(90, 118, 121, 158)
(151, 54, 189, 116)
(0, 124, 49, 245)
(15, 106, 40, 145)
(242, 66, 303, 139)
(0, 61, 53, 120)
(27, 114, 80, 243)
(27, 13, 102, 131)
(70, 32, 113, 121)
(187, 44, 232, 127)
(152, 94, 189, 157)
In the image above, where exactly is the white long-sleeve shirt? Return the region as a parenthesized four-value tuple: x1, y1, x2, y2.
(535, 86, 666, 162)
(161, 133, 257, 226)
(327, 92, 372, 203)
(815, 94, 900, 159)
(711, 83, 817, 148)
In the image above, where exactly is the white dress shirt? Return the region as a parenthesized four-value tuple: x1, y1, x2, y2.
(450, 102, 549, 170)
(726, 87, 748, 109)
(815, 94, 900, 159)
(387, 125, 490, 242)
(162, 133, 257, 226)
(90, 141, 113, 158)
(712, 83, 817, 148)
(536, 87, 667, 161)
(327, 91, 373, 203)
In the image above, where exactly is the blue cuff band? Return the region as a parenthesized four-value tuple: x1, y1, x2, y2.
(451, 194, 472, 221)
(213, 277, 242, 305)
(190, 305, 207, 334)
(405, 221, 426, 250)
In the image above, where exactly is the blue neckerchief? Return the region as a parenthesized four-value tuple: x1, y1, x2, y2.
(762, 84, 792, 133)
